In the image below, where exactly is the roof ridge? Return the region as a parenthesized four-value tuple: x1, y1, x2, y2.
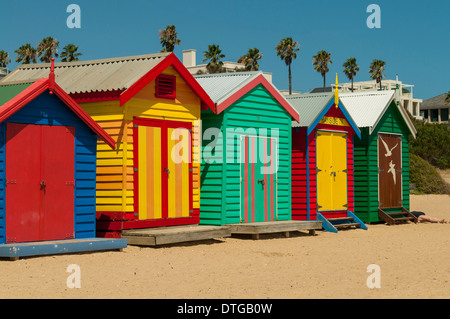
(194, 71, 262, 78)
(15, 52, 171, 69)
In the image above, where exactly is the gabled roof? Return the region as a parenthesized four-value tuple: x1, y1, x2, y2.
(194, 71, 300, 122)
(285, 92, 361, 138)
(339, 90, 416, 138)
(1, 53, 215, 111)
(0, 69, 116, 149)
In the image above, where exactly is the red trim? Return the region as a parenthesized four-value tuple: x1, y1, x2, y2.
(119, 53, 215, 112)
(71, 90, 122, 103)
(251, 137, 255, 223)
(264, 138, 268, 222)
(270, 139, 275, 221)
(244, 136, 249, 223)
(0, 78, 116, 150)
(216, 74, 300, 122)
(155, 74, 176, 99)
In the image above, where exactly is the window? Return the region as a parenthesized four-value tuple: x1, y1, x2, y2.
(155, 74, 176, 99)
(430, 109, 439, 122)
(441, 108, 449, 122)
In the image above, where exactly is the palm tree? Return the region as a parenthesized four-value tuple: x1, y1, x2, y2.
(15, 43, 38, 64)
(202, 44, 225, 74)
(343, 57, 359, 92)
(159, 25, 181, 52)
(445, 92, 450, 104)
(238, 48, 263, 71)
(60, 44, 82, 62)
(37, 36, 59, 63)
(275, 37, 300, 95)
(0, 50, 10, 68)
(368, 59, 386, 90)
(313, 50, 333, 91)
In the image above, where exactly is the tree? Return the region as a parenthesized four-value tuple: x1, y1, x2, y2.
(202, 44, 225, 74)
(445, 91, 450, 104)
(237, 48, 263, 71)
(37, 36, 59, 63)
(0, 50, 10, 68)
(313, 50, 332, 91)
(60, 44, 83, 62)
(159, 25, 181, 52)
(15, 43, 38, 64)
(275, 37, 300, 95)
(368, 59, 386, 90)
(343, 57, 359, 92)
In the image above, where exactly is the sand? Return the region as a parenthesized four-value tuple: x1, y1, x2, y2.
(0, 194, 448, 299)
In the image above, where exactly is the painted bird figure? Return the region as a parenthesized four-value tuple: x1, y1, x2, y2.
(388, 160, 396, 185)
(380, 138, 398, 157)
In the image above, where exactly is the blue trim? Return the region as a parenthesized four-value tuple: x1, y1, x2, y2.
(317, 213, 338, 233)
(306, 99, 361, 139)
(0, 238, 127, 258)
(347, 210, 368, 230)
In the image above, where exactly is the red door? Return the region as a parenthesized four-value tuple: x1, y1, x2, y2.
(5, 123, 75, 243)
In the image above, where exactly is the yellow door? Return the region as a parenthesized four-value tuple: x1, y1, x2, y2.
(167, 127, 191, 218)
(316, 131, 348, 211)
(137, 125, 162, 220)
(135, 119, 192, 221)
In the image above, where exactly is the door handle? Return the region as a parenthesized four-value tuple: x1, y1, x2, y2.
(40, 180, 46, 188)
(164, 168, 170, 176)
(258, 179, 265, 185)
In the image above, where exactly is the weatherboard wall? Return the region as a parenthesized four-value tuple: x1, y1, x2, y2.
(77, 66, 202, 234)
(353, 102, 411, 223)
(0, 92, 99, 244)
(200, 84, 292, 226)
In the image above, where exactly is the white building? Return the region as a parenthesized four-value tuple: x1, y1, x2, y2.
(0, 68, 9, 78)
(330, 77, 423, 120)
(420, 93, 449, 124)
(182, 49, 273, 83)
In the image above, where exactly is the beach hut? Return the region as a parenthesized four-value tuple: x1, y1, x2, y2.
(0, 60, 126, 258)
(1, 53, 218, 239)
(286, 88, 367, 233)
(193, 71, 322, 237)
(339, 90, 417, 224)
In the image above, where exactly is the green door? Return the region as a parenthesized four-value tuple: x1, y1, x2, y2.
(240, 136, 277, 223)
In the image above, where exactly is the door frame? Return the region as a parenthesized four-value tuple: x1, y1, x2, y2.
(377, 132, 403, 208)
(315, 129, 349, 213)
(133, 117, 194, 224)
(239, 134, 278, 223)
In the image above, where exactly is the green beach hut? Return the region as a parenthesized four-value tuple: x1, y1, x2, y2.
(340, 90, 417, 224)
(194, 71, 300, 226)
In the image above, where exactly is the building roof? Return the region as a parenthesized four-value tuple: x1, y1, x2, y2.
(339, 90, 416, 138)
(0, 66, 116, 149)
(285, 92, 361, 138)
(0, 53, 170, 94)
(0, 81, 33, 105)
(1, 53, 216, 111)
(420, 93, 449, 110)
(194, 71, 300, 122)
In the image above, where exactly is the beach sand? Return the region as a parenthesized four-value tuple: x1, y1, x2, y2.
(0, 194, 448, 299)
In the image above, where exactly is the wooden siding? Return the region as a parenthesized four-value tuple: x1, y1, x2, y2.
(292, 104, 355, 221)
(0, 92, 98, 244)
(353, 102, 411, 223)
(200, 84, 292, 226)
(79, 66, 202, 217)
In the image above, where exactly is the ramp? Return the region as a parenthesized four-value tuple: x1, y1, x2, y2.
(228, 220, 322, 239)
(317, 211, 368, 233)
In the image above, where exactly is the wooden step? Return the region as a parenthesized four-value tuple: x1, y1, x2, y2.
(334, 223, 361, 229)
(328, 217, 354, 222)
(378, 207, 418, 225)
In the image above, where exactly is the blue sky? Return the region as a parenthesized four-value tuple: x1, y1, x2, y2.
(1, 0, 449, 100)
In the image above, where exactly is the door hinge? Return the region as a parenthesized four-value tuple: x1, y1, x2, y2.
(66, 233, 75, 239)
(6, 179, 16, 185)
(134, 168, 139, 172)
(65, 181, 75, 186)
(342, 169, 348, 173)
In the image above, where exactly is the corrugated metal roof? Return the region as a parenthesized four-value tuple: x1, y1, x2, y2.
(194, 71, 261, 105)
(339, 90, 395, 128)
(0, 53, 170, 94)
(285, 92, 334, 127)
(0, 81, 33, 105)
